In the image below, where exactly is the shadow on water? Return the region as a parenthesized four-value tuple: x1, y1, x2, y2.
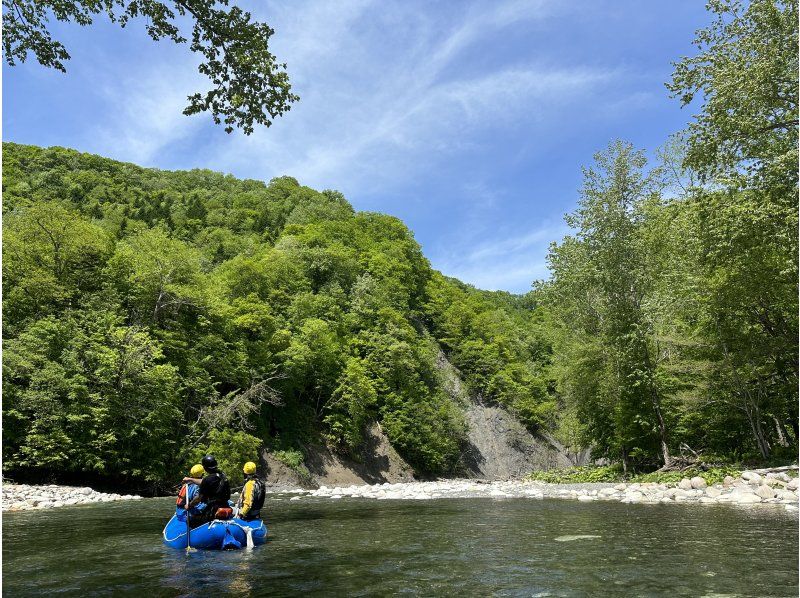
(3, 496, 798, 597)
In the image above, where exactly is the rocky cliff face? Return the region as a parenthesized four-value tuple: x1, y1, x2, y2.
(459, 400, 573, 479)
(262, 348, 577, 488)
(261, 422, 415, 489)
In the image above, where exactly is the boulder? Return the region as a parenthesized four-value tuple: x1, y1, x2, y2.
(741, 471, 762, 484)
(614, 484, 627, 491)
(690, 476, 707, 490)
(778, 490, 797, 501)
(577, 495, 595, 502)
(787, 478, 799, 491)
(734, 493, 762, 504)
(723, 476, 736, 486)
(624, 491, 644, 503)
(678, 478, 693, 490)
(705, 487, 722, 498)
(755, 485, 777, 499)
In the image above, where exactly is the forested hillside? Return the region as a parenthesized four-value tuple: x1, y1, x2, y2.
(1, 142, 558, 488)
(3, 0, 796, 491)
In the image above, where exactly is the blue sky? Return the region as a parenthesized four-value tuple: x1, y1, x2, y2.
(3, 1, 709, 293)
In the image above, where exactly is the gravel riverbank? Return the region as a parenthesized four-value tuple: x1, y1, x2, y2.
(301, 468, 799, 512)
(4, 468, 797, 513)
(2, 483, 143, 512)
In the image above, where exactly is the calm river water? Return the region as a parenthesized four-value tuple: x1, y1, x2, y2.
(3, 495, 797, 596)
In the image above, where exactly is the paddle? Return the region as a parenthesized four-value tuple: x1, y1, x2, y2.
(183, 483, 194, 553)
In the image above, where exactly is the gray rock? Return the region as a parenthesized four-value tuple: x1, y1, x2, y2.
(705, 487, 722, 498)
(678, 478, 693, 490)
(787, 478, 799, 491)
(741, 471, 762, 484)
(723, 475, 736, 486)
(690, 476, 707, 489)
(734, 493, 762, 504)
(755, 485, 776, 499)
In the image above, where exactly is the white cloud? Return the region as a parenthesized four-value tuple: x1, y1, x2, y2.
(208, 0, 612, 195)
(432, 220, 571, 293)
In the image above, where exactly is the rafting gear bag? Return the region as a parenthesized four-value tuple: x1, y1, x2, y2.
(214, 507, 234, 520)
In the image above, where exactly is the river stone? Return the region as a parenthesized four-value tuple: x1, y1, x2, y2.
(678, 478, 693, 490)
(735, 493, 762, 504)
(79, 487, 93, 495)
(614, 484, 627, 491)
(755, 485, 776, 499)
(625, 491, 644, 503)
(777, 491, 797, 501)
(705, 487, 722, 498)
(723, 476, 736, 486)
(577, 495, 594, 502)
(690, 477, 707, 489)
(741, 471, 762, 484)
(787, 478, 799, 491)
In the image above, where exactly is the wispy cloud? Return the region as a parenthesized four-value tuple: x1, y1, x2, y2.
(92, 63, 205, 164)
(205, 0, 614, 194)
(53, 0, 653, 293)
(433, 220, 571, 293)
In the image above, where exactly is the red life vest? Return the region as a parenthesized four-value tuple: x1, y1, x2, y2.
(176, 485, 187, 508)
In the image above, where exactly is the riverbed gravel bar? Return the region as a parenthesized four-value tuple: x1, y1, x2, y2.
(302, 468, 799, 512)
(2, 483, 142, 512)
(4, 468, 797, 513)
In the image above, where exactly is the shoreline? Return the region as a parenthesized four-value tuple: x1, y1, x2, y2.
(301, 468, 799, 512)
(3, 468, 797, 513)
(2, 483, 143, 511)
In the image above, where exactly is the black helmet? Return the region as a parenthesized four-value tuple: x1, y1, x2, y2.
(202, 455, 218, 471)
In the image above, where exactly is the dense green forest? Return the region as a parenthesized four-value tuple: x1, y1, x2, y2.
(2, 142, 558, 487)
(2, 0, 797, 489)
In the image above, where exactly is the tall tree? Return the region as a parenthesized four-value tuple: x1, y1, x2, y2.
(3, 0, 299, 133)
(547, 141, 672, 469)
(668, 0, 798, 190)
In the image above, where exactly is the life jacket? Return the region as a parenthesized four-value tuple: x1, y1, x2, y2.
(176, 483, 205, 518)
(176, 483, 198, 508)
(239, 477, 266, 520)
(200, 471, 231, 507)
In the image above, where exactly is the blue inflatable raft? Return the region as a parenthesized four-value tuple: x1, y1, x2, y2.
(162, 514, 267, 550)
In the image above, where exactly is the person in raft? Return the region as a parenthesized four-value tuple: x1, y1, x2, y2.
(175, 464, 206, 522)
(235, 461, 266, 521)
(182, 455, 231, 523)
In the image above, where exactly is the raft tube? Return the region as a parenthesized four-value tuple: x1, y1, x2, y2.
(162, 513, 267, 550)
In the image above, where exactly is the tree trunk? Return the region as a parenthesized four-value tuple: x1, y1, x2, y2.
(773, 416, 792, 447)
(745, 402, 771, 460)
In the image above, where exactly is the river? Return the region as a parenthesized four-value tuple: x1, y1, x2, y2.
(3, 495, 797, 596)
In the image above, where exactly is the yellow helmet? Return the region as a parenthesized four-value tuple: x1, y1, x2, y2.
(190, 464, 205, 477)
(243, 461, 257, 475)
